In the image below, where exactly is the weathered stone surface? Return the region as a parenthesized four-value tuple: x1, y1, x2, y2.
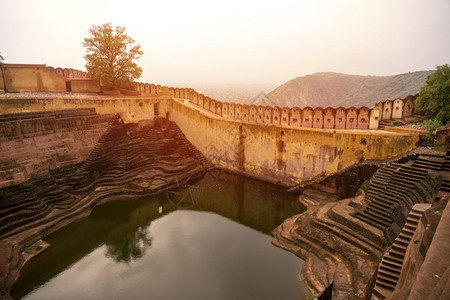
(0, 108, 113, 188)
(272, 152, 444, 299)
(0, 118, 209, 299)
(272, 196, 384, 299)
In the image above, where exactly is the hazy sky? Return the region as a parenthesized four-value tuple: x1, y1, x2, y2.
(1, 0, 449, 89)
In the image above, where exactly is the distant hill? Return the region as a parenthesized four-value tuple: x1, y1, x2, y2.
(267, 71, 432, 108)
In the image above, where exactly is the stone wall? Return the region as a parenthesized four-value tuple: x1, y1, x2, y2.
(0, 64, 66, 92)
(172, 90, 419, 130)
(0, 96, 160, 123)
(0, 64, 99, 93)
(159, 98, 419, 186)
(0, 94, 420, 185)
(133, 81, 418, 131)
(1, 63, 420, 127)
(0, 108, 114, 187)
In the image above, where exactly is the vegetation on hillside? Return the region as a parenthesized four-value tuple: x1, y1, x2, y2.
(268, 71, 433, 108)
(83, 23, 143, 90)
(415, 64, 450, 132)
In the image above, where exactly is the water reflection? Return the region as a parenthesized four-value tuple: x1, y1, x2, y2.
(11, 170, 307, 299)
(105, 226, 153, 263)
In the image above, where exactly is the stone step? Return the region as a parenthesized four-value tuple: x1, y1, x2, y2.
(389, 248, 406, 259)
(391, 243, 407, 252)
(403, 221, 417, 231)
(410, 165, 435, 173)
(392, 172, 425, 182)
(411, 204, 431, 214)
(377, 273, 398, 286)
(373, 285, 394, 299)
(401, 227, 415, 236)
(371, 197, 393, 206)
(394, 236, 411, 247)
(396, 169, 427, 178)
(408, 211, 423, 220)
(370, 202, 393, 214)
(365, 207, 394, 223)
(354, 213, 386, 230)
(360, 210, 392, 226)
(414, 161, 443, 169)
(406, 216, 419, 225)
(378, 268, 401, 280)
(383, 253, 404, 266)
(398, 233, 413, 242)
(389, 180, 415, 189)
(393, 165, 428, 175)
(375, 280, 396, 291)
(413, 162, 442, 170)
(379, 263, 401, 274)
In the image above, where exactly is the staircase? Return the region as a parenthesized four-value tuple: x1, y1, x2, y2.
(0, 118, 209, 240)
(372, 204, 431, 299)
(441, 151, 450, 193)
(411, 154, 445, 171)
(354, 162, 432, 231)
(378, 120, 392, 130)
(443, 151, 450, 172)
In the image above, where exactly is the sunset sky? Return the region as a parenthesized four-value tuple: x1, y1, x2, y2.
(1, 0, 449, 90)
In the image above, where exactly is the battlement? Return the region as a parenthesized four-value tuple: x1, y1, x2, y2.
(46, 66, 88, 79)
(1, 64, 421, 131)
(133, 81, 420, 131)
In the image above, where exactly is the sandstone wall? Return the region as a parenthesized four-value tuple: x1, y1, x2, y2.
(154, 84, 418, 130)
(0, 94, 420, 185)
(0, 64, 99, 93)
(0, 64, 66, 92)
(0, 108, 114, 187)
(159, 98, 419, 186)
(0, 96, 160, 123)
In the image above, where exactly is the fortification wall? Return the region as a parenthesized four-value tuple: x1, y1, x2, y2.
(1, 94, 420, 185)
(131, 77, 420, 132)
(0, 64, 99, 93)
(164, 87, 419, 131)
(1, 63, 420, 124)
(0, 64, 66, 92)
(160, 98, 418, 186)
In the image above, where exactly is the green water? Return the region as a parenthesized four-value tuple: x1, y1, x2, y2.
(11, 170, 308, 300)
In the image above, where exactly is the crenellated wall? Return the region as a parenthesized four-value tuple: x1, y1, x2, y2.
(0, 64, 99, 93)
(130, 78, 420, 131)
(160, 86, 419, 130)
(158, 98, 419, 186)
(1, 63, 420, 126)
(0, 64, 423, 185)
(0, 92, 420, 185)
(46, 66, 88, 79)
